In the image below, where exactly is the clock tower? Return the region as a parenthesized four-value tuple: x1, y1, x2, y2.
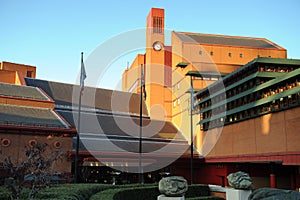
(145, 8, 171, 120)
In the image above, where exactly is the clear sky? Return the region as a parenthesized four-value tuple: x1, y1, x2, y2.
(1, 0, 299, 90)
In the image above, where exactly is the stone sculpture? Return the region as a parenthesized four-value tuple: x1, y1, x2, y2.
(249, 187, 300, 200)
(227, 171, 252, 189)
(158, 176, 188, 197)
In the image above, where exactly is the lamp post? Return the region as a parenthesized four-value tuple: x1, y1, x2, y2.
(139, 64, 144, 184)
(189, 75, 194, 185)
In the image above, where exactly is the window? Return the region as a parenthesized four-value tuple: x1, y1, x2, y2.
(228, 52, 232, 57)
(239, 53, 243, 58)
(153, 17, 163, 34)
(173, 100, 176, 108)
(199, 50, 202, 55)
(27, 71, 33, 77)
(177, 98, 181, 105)
(210, 51, 214, 56)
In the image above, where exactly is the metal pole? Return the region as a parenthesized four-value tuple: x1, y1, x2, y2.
(190, 76, 194, 185)
(139, 64, 143, 184)
(74, 52, 84, 183)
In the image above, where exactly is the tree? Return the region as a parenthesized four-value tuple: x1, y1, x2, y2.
(1, 142, 64, 200)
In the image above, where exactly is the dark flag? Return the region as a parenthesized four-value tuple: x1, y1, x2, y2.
(141, 64, 146, 100)
(80, 53, 87, 94)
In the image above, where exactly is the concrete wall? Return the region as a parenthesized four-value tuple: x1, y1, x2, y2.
(201, 106, 300, 158)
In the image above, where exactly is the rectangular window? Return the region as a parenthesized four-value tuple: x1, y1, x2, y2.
(153, 17, 163, 34)
(27, 71, 33, 77)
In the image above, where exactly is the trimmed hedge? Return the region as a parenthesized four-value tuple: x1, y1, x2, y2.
(0, 184, 224, 200)
(36, 184, 115, 200)
(0, 187, 10, 200)
(90, 185, 159, 200)
(0, 184, 114, 200)
(186, 184, 210, 197)
(186, 197, 224, 200)
(91, 184, 224, 200)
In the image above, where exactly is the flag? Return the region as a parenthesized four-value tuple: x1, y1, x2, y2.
(141, 64, 146, 100)
(80, 52, 87, 94)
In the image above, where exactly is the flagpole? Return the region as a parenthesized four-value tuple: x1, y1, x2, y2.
(74, 52, 84, 183)
(139, 64, 143, 184)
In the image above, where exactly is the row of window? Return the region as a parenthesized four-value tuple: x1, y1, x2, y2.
(260, 66, 294, 73)
(197, 63, 298, 103)
(199, 50, 273, 59)
(198, 64, 259, 101)
(200, 92, 300, 131)
(198, 77, 300, 118)
(194, 76, 220, 81)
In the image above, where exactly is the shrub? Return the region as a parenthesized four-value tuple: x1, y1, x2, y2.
(185, 184, 211, 197)
(0, 187, 10, 200)
(186, 197, 224, 200)
(91, 184, 222, 200)
(36, 184, 114, 200)
(90, 185, 159, 200)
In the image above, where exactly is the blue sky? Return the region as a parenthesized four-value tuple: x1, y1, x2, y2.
(1, 0, 299, 90)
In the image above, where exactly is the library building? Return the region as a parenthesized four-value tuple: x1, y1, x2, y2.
(1, 8, 300, 189)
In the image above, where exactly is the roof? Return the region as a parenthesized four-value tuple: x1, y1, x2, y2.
(174, 32, 285, 50)
(0, 104, 68, 128)
(60, 109, 190, 157)
(25, 78, 148, 116)
(0, 82, 49, 101)
(58, 109, 185, 142)
(186, 71, 228, 77)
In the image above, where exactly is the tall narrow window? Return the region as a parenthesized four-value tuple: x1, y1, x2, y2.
(27, 71, 33, 77)
(153, 17, 163, 34)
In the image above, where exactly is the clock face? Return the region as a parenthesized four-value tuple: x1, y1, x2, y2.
(153, 41, 162, 51)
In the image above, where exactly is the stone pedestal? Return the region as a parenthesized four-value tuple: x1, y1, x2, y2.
(226, 188, 251, 200)
(157, 194, 185, 200)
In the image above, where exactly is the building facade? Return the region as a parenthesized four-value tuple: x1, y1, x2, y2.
(122, 8, 287, 145)
(193, 57, 300, 189)
(0, 82, 76, 183)
(122, 8, 300, 189)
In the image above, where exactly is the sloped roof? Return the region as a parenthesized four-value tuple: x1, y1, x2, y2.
(0, 82, 49, 101)
(174, 32, 285, 50)
(25, 78, 191, 158)
(0, 104, 67, 128)
(25, 78, 148, 116)
(58, 109, 185, 141)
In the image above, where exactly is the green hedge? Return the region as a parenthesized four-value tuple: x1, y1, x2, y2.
(91, 184, 224, 200)
(0, 184, 114, 200)
(90, 185, 159, 200)
(185, 184, 210, 197)
(0, 184, 224, 200)
(36, 184, 114, 200)
(186, 197, 224, 200)
(0, 187, 10, 200)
